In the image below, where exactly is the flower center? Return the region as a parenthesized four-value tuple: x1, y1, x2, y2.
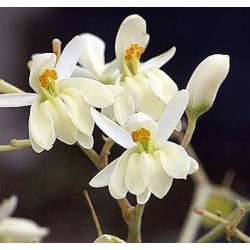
(123, 44, 145, 77)
(39, 69, 60, 99)
(131, 128, 153, 153)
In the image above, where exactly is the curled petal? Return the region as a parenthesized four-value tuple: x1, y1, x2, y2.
(157, 141, 190, 179)
(29, 98, 55, 151)
(44, 97, 78, 145)
(136, 188, 151, 204)
(89, 158, 119, 187)
(56, 36, 80, 80)
(156, 90, 189, 141)
(91, 108, 134, 149)
(113, 88, 135, 126)
(148, 152, 173, 198)
(140, 46, 176, 71)
(188, 157, 199, 174)
(115, 14, 150, 72)
(125, 152, 151, 196)
(78, 33, 105, 78)
(58, 78, 114, 108)
(60, 88, 94, 136)
(109, 148, 137, 199)
(0, 93, 36, 107)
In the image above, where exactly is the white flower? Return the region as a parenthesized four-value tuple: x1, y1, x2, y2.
(112, 14, 178, 125)
(0, 36, 120, 153)
(89, 90, 198, 204)
(0, 196, 49, 243)
(186, 54, 230, 121)
(73, 33, 120, 84)
(94, 234, 125, 243)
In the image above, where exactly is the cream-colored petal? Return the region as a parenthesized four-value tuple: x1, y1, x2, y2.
(124, 74, 165, 121)
(89, 158, 119, 187)
(125, 152, 151, 196)
(115, 14, 150, 72)
(44, 97, 78, 145)
(102, 59, 119, 83)
(60, 88, 94, 136)
(123, 112, 158, 139)
(157, 141, 190, 179)
(78, 33, 105, 78)
(55, 36, 80, 81)
(0, 217, 49, 243)
(140, 47, 176, 71)
(58, 78, 114, 108)
(136, 188, 151, 204)
(156, 90, 189, 141)
(72, 65, 97, 79)
(143, 68, 178, 104)
(94, 234, 125, 243)
(188, 157, 199, 174)
(0, 93, 36, 107)
(91, 108, 134, 149)
(0, 196, 17, 224)
(29, 53, 57, 93)
(113, 88, 135, 126)
(109, 148, 137, 199)
(29, 97, 55, 151)
(77, 132, 93, 149)
(148, 152, 173, 198)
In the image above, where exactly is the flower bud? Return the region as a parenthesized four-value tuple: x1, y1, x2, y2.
(186, 54, 230, 121)
(94, 234, 125, 243)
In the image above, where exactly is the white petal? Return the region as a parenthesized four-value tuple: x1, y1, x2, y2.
(109, 148, 137, 199)
(44, 97, 78, 145)
(176, 121, 182, 131)
(101, 105, 114, 120)
(0, 93, 36, 107)
(77, 132, 93, 149)
(105, 85, 124, 98)
(143, 68, 178, 104)
(115, 14, 150, 72)
(29, 132, 44, 153)
(59, 88, 94, 135)
(102, 59, 119, 83)
(156, 90, 189, 141)
(29, 97, 55, 151)
(0, 217, 49, 243)
(58, 78, 114, 108)
(72, 65, 98, 79)
(136, 189, 151, 204)
(90, 108, 134, 149)
(125, 152, 151, 196)
(148, 151, 173, 198)
(0, 196, 17, 223)
(94, 234, 125, 243)
(89, 158, 119, 187)
(78, 33, 105, 78)
(113, 88, 135, 126)
(124, 74, 165, 120)
(140, 47, 176, 71)
(29, 53, 57, 93)
(56, 36, 80, 80)
(157, 141, 190, 179)
(188, 157, 199, 174)
(123, 112, 158, 139)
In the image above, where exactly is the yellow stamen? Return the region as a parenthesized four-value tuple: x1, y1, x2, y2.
(39, 69, 58, 88)
(124, 43, 145, 62)
(131, 128, 151, 142)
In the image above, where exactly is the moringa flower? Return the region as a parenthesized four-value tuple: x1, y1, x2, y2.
(0, 36, 120, 153)
(112, 14, 178, 125)
(186, 54, 230, 122)
(0, 195, 49, 243)
(89, 90, 198, 204)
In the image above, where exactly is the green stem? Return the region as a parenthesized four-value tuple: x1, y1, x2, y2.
(235, 229, 250, 243)
(0, 79, 24, 94)
(181, 118, 196, 148)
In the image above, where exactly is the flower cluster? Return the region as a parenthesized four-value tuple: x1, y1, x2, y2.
(0, 14, 230, 242)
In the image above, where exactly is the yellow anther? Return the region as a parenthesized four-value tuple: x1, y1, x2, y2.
(39, 69, 58, 88)
(124, 44, 145, 62)
(131, 128, 151, 142)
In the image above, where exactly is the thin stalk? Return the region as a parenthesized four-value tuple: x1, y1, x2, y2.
(0, 79, 24, 94)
